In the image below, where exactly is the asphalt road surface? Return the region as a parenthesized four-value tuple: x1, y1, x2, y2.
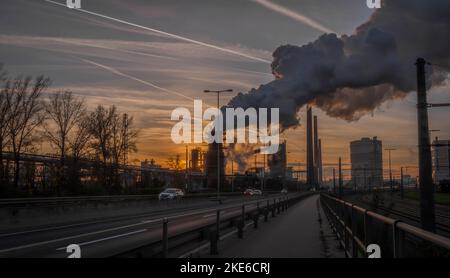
(0, 193, 293, 258)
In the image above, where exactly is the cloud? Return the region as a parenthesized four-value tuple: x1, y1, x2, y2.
(228, 0, 450, 129)
(45, 0, 271, 64)
(250, 0, 336, 34)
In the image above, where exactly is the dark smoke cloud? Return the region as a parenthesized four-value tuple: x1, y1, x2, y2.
(313, 84, 407, 121)
(227, 0, 450, 127)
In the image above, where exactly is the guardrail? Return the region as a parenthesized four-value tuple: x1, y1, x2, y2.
(320, 193, 450, 258)
(113, 192, 315, 258)
(0, 191, 282, 207)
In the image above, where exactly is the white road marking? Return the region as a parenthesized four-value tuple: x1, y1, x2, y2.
(202, 211, 226, 218)
(56, 229, 147, 250)
(140, 219, 163, 224)
(0, 222, 150, 253)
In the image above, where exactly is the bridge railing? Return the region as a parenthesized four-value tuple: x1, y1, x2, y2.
(320, 193, 450, 258)
(114, 192, 314, 258)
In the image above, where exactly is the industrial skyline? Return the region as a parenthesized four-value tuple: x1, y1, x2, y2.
(0, 0, 449, 178)
(0, 0, 449, 261)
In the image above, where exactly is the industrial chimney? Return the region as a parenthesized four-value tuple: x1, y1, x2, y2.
(205, 142, 225, 190)
(306, 106, 315, 186)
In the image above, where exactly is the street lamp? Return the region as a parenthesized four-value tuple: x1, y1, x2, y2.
(203, 89, 234, 199)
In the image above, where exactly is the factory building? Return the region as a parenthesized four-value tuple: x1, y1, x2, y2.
(350, 137, 383, 188)
(268, 141, 287, 179)
(205, 142, 225, 190)
(432, 139, 450, 184)
(190, 147, 203, 172)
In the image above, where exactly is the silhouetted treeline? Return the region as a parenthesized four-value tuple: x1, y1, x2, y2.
(0, 67, 140, 197)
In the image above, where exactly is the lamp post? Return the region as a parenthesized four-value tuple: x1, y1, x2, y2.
(338, 157, 343, 198)
(203, 89, 233, 199)
(185, 145, 189, 192)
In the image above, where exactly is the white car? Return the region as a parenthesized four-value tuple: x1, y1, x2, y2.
(252, 189, 263, 196)
(158, 188, 184, 200)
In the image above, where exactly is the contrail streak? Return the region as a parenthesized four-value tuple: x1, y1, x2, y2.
(44, 0, 271, 64)
(79, 58, 215, 125)
(79, 60, 261, 140)
(79, 58, 195, 101)
(250, 0, 336, 34)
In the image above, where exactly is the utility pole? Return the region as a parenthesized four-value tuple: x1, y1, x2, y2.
(263, 153, 266, 192)
(415, 58, 436, 232)
(434, 136, 440, 174)
(333, 168, 336, 195)
(363, 167, 367, 192)
(231, 159, 234, 193)
(204, 89, 233, 199)
(385, 148, 396, 192)
(400, 167, 404, 199)
(338, 157, 343, 198)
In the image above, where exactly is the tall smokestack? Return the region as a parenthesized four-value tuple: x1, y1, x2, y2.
(314, 115, 319, 186)
(306, 106, 315, 186)
(318, 139, 323, 184)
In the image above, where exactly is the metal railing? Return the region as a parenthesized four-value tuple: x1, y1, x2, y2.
(320, 193, 450, 258)
(0, 191, 283, 207)
(114, 192, 314, 258)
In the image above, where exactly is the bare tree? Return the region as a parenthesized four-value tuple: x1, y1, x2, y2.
(111, 113, 139, 166)
(42, 91, 86, 193)
(110, 113, 139, 188)
(68, 115, 91, 161)
(67, 115, 91, 194)
(7, 76, 50, 189)
(87, 105, 140, 190)
(88, 105, 116, 166)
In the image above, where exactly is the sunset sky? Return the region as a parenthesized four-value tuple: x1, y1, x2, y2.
(1, 0, 449, 180)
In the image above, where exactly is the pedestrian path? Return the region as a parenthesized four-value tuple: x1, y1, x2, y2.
(209, 194, 345, 258)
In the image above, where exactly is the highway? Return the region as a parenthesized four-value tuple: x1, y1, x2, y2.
(0, 193, 300, 258)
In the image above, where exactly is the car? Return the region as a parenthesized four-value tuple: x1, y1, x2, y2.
(244, 189, 262, 196)
(244, 189, 255, 196)
(252, 189, 263, 196)
(159, 188, 184, 200)
(281, 189, 288, 194)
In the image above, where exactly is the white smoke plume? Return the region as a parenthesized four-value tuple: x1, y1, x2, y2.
(226, 143, 257, 172)
(227, 0, 450, 128)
